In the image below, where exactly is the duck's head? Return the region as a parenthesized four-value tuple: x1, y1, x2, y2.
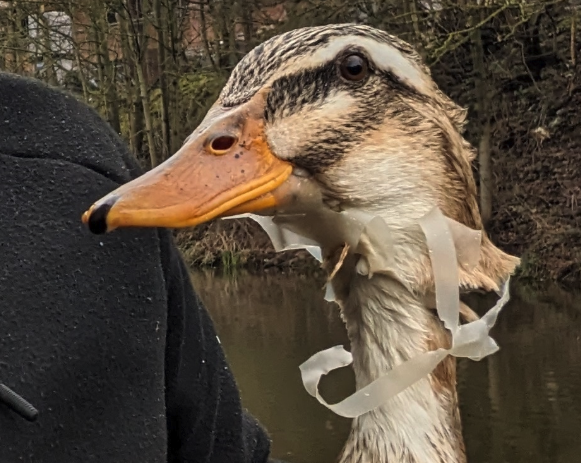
(83, 24, 517, 288)
(84, 24, 481, 233)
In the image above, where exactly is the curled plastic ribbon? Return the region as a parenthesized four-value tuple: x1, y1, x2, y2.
(226, 207, 511, 418)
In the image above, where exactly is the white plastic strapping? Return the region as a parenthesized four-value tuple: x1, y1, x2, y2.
(225, 206, 511, 418)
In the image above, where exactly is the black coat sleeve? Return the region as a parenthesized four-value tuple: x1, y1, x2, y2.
(158, 212, 271, 463)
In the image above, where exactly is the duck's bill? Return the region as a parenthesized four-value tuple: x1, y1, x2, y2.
(82, 109, 293, 234)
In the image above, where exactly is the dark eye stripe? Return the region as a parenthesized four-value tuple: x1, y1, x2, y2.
(377, 69, 422, 98)
(265, 64, 337, 122)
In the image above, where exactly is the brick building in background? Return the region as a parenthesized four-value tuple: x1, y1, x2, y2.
(0, 1, 287, 87)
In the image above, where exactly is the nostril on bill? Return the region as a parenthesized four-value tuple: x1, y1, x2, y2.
(209, 134, 237, 154)
(87, 198, 117, 235)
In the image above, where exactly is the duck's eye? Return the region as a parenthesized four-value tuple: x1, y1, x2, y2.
(339, 54, 368, 82)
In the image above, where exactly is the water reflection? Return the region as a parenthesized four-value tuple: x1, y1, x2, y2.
(192, 271, 581, 463)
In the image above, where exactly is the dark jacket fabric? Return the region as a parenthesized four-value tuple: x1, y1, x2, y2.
(0, 72, 270, 463)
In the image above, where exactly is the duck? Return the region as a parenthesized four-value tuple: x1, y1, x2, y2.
(82, 23, 520, 463)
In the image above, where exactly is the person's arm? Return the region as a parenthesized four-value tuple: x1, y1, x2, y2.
(159, 230, 271, 463)
(0, 72, 272, 463)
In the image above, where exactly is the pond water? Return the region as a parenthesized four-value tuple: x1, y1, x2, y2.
(192, 271, 581, 463)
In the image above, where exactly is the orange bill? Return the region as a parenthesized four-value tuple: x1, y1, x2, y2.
(82, 99, 293, 234)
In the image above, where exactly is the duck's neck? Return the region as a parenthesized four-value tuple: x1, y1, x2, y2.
(335, 272, 466, 463)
